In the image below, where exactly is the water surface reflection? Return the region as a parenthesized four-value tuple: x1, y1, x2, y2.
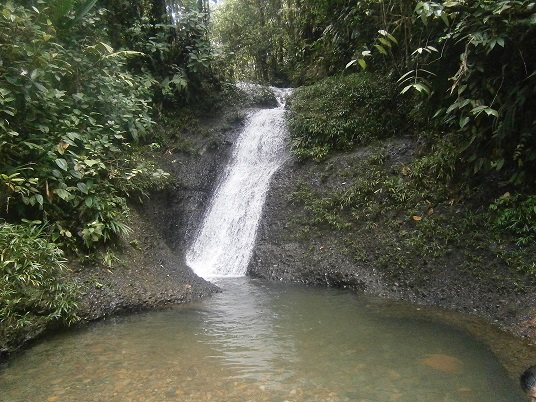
(0, 278, 527, 401)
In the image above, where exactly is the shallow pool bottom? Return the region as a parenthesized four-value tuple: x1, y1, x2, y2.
(0, 278, 526, 401)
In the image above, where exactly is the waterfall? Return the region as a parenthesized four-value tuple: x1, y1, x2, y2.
(186, 88, 290, 279)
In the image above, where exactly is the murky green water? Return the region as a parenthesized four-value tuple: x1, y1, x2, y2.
(0, 278, 527, 401)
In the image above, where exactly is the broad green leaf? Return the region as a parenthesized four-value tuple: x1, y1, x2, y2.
(440, 11, 449, 26)
(459, 116, 470, 128)
(387, 33, 398, 45)
(345, 59, 357, 69)
(378, 38, 392, 48)
(66, 132, 82, 141)
(398, 70, 415, 83)
(471, 105, 488, 114)
(74, 0, 97, 20)
(55, 158, 68, 171)
(84, 159, 99, 167)
(105, 51, 144, 59)
(70, 170, 83, 179)
(471, 105, 498, 117)
(401, 84, 413, 94)
(100, 42, 114, 54)
(486, 108, 499, 117)
(374, 44, 388, 55)
(420, 12, 428, 26)
(413, 83, 430, 94)
(77, 182, 88, 194)
(54, 188, 71, 200)
(34, 82, 47, 92)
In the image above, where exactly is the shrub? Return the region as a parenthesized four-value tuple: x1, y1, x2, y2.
(0, 223, 79, 348)
(287, 73, 405, 161)
(490, 193, 536, 246)
(236, 83, 279, 108)
(0, 2, 168, 248)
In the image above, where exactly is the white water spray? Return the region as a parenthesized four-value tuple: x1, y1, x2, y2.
(186, 88, 291, 278)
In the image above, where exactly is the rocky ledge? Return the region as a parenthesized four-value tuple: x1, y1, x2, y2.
(251, 138, 536, 340)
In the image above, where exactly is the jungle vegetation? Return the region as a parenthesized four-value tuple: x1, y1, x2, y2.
(215, 0, 536, 187)
(0, 0, 222, 344)
(1, 0, 535, 345)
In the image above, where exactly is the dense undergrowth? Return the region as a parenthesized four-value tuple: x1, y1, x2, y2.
(287, 73, 405, 161)
(0, 224, 79, 351)
(0, 1, 159, 346)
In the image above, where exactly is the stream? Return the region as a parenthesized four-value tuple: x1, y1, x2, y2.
(0, 277, 526, 401)
(0, 88, 530, 401)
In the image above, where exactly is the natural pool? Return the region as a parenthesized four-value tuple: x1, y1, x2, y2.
(0, 277, 528, 401)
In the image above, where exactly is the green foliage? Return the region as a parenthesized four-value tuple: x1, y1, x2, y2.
(423, 0, 536, 184)
(330, 0, 536, 245)
(289, 144, 535, 283)
(409, 131, 465, 191)
(148, 11, 216, 103)
(490, 193, 536, 246)
(212, 0, 289, 83)
(44, 0, 98, 31)
(289, 148, 439, 229)
(0, 2, 169, 248)
(0, 223, 79, 346)
(213, 0, 414, 84)
(236, 83, 278, 108)
(287, 73, 404, 161)
(101, 0, 220, 106)
(356, 0, 536, 186)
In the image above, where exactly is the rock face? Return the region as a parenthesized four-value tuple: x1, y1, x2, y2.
(249, 143, 406, 293)
(0, 115, 244, 357)
(249, 138, 536, 342)
(141, 136, 240, 258)
(74, 115, 246, 323)
(249, 157, 384, 291)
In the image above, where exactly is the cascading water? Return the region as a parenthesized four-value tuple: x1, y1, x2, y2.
(186, 88, 291, 279)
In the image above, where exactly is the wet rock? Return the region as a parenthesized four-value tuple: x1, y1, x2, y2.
(248, 137, 536, 344)
(60, 109, 244, 334)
